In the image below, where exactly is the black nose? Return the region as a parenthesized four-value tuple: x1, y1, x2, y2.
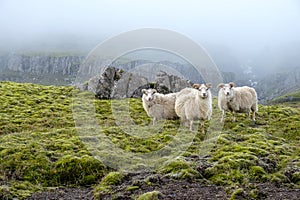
(202, 93, 206, 97)
(226, 92, 230, 95)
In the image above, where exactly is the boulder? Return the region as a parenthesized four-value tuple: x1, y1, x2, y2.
(111, 72, 148, 98)
(154, 71, 192, 93)
(87, 67, 122, 99)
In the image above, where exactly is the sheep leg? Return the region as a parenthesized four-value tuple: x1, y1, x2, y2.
(252, 104, 257, 121)
(180, 120, 184, 127)
(252, 111, 256, 121)
(185, 120, 189, 128)
(152, 118, 157, 125)
(221, 110, 226, 122)
(201, 120, 205, 134)
(189, 120, 194, 131)
(180, 119, 188, 128)
(232, 111, 236, 122)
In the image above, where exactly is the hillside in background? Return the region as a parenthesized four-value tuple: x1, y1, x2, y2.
(0, 81, 299, 199)
(1, 52, 299, 102)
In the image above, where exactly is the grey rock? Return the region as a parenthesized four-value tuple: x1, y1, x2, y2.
(88, 67, 122, 99)
(154, 71, 192, 94)
(87, 67, 194, 99)
(111, 72, 148, 98)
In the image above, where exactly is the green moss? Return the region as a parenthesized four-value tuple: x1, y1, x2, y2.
(268, 172, 289, 184)
(149, 82, 156, 88)
(53, 155, 106, 186)
(159, 157, 199, 179)
(230, 188, 245, 200)
(126, 185, 139, 191)
(292, 172, 300, 185)
(136, 191, 161, 200)
(0, 81, 300, 199)
(94, 171, 124, 198)
(0, 181, 41, 200)
(100, 171, 124, 186)
(0, 185, 13, 200)
(249, 166, 267, 181)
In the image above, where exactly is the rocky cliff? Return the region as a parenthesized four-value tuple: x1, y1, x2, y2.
(0, 53, 83, 75)
(0, 53, 84, 85)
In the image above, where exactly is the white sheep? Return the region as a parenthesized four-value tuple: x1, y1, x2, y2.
(217, 82, 258, 122)
(142, 89, 178, 125)
(175, 84, 212, 133)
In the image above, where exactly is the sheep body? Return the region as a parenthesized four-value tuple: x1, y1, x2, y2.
(142, 89, 178, 124)
(218, 82, 258, 122)
(175, 84, 212, 133)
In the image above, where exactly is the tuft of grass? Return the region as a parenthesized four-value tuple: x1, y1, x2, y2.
(136, 190, 161, 200)
(93, 171, 124, 199)
(159, 157, 200, 179)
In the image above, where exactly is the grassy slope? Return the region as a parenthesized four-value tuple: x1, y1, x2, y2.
(270, 90, 300, 106)
(0, 81, 299, 199)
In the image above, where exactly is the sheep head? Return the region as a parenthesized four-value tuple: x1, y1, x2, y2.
(218, 82, 235, 97)
(142, 88, 157, 101)
(192, 83, 212, 99)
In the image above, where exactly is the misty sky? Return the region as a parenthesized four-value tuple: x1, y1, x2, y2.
(1, 0, 300, 74)
(1, 0, 299, 48)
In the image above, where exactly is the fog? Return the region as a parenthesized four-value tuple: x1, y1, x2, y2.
(1, 0, 300, 76)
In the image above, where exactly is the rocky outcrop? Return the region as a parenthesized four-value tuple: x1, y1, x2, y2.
(88, 67, 123, 99)
(84, 67, 192, 99)
(111, 72, 149, 98)
(155, 71, 192, 93)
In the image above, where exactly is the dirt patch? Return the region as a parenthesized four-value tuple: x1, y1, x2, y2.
(256, 183, 300, 200)
(27, 177, 300, 200)
(26, 187, 94, 200)
(98, 172, 228, 200)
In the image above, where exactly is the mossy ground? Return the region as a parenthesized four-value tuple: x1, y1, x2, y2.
(0, 81, 299, 199)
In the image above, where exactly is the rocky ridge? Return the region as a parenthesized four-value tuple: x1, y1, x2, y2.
(85, 67, 192, 99)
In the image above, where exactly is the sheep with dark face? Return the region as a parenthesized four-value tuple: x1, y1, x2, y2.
(175, 84, 212, 133)
(217, 82, 258, 122)
(142, 89, 178, 125)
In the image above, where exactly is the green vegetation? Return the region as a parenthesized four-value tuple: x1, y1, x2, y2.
(0, 81, 299, 199)
(136, 191, 161, 200)
(270, 90, 300, 105)
(94, 171, 124, 198)
(159, 157, 200, 179)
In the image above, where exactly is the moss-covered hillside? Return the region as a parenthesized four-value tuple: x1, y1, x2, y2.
(270, 90, 300, 106)
(0, 81, 299, 199)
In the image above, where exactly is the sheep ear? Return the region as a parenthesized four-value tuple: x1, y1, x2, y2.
(192, 84, 200, 89)
(152, 89, 157, 93)
(142, 89, 147, 94)
(206, 83, 212, 89)
(217, 83, 224, 88)
(229, 82, 235, 88)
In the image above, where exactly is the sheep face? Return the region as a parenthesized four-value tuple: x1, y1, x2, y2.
(142, 89, 157, 102)
(218, 82, 235, 97)
(192, 83, 212, 99)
